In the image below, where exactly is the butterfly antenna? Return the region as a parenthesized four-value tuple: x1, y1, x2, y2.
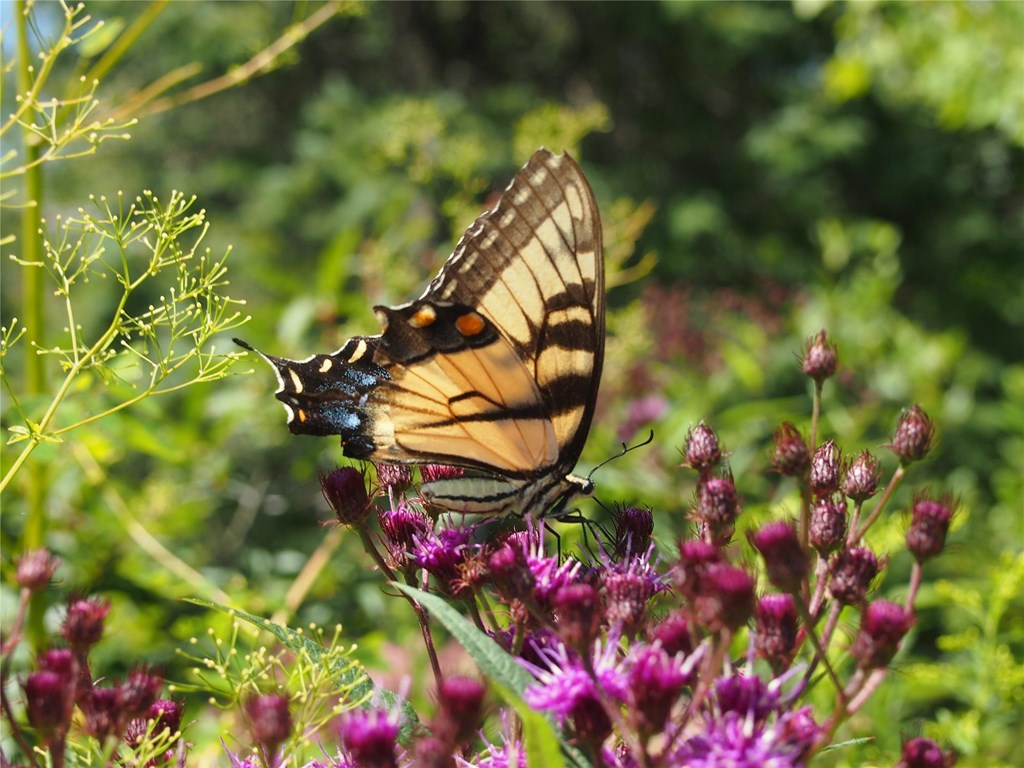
(586, 430, 655, 483)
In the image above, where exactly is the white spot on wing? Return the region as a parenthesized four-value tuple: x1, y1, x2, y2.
(288, 368, 304, 393)
(319, 358, 333, 373)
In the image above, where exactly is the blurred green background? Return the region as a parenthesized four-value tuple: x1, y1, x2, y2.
(2, 1, 1021, 765)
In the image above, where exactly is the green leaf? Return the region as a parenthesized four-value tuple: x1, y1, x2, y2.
(392, 585, 594, 768)
(186, 598, 418, 732)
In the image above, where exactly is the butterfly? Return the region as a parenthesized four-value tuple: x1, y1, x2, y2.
(237, 149, 604, 516)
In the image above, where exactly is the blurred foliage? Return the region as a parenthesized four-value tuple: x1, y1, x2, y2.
(1, 1, 1021, 765)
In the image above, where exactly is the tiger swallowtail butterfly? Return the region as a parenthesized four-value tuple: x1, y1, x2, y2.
(237, 149, 604, 516)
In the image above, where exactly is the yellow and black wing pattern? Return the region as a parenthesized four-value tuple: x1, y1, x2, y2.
(238, 149, 604, 516)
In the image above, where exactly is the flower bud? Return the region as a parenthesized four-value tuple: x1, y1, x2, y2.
(375, 462, 412, 492)
(801, 330, 838, 383)
(16, 549, 61, 591)
(808, 497, 848, 555)
(650, 611, 694, 657)
(23, 670, 74, 740)
(829, 547, 881, 605)
(433, 676, 485, 746)
(570, 692, 612, 746)
(850, 600, 914, 669)
(754, 594, 799, 673)
(82, 685, 123, 741)
(684, 421, 722, 474)
(695, 475, 739, 542)
(320, 467, 371, 526)
(889, 405, 935, 465)
(695, 564, 755, 632)
(488, 544, 534, 601)
(420, 464, 465, 484)
(125, 698, 184, 748)
(843, 451, 880, 503)
(245, 693, 292, 762)
(553, 583, 601, 650)
(62, 597, 110, 654)
(119, 667, 163, 717)
(750, 521, 808, 593)
(906, 492, 955, 562)
(613, 506, 654, 559)
(338, 710, 399, 768)
(897, 736, 957, 768)
(771, 423, 810, 477)
(809, 440, 841, 497)
(674, 539, 722, 599)
(602, 568, 651, 636)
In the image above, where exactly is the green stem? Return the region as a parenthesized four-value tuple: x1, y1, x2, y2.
(16, 0, 48, 652)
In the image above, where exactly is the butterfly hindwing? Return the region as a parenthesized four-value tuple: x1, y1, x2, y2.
(239, 149, 604, 515)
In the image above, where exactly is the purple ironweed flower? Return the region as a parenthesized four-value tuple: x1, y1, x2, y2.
(808, 497, 848, 555)
(613, 505, 654, 559)
(897, 736, 957, 768)
(650, 610, 694, 657)
(850, 599, 914, 669)
(337, 709, 401, 768)
(801, 329, 838, 383)
(16, 548, 61, 591)
(125, 697, 184, 748)
(771, 423, 810, 477)
(889, 405, 935, 465)
(413, 523, 475, 599)
(755, 594, 799, 673)
(829, 547, 881, 605)
(321, 467, 371, 526)
(62, 596, 110, 653)
(694, 474, 739, 542)
(433, 676, 486, 747)
(694, 564, 756, 632)
(809, 440, 841, 497)
(378, 502, 433, 571)
(245, 693, 292, 764)
(455, 714, 526, 768)
(684, 421, 722, 474)
(522, 636, 627, 725)
(512, 527, 583, 609)
(673, 674, 822, 767)
(750, 521, 808, 594)
(625, 642, 694, 735)
(600, 543, 664, 635)
(375, 462, 412, 493)
(23, 669, 74, 740)
(843, 450, 881, 503)
(420, 464, 466, 484)
(906, 492, 956, 562)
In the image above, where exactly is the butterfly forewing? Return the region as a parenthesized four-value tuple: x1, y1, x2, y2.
(239, 149, 605, 516)
(428, 151, 605, 472)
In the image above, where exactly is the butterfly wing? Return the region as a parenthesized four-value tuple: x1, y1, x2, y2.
(239, 149, 604, 514)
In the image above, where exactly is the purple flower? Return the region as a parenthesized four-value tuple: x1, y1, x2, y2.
(600, 543, 665, 635)
(511, 525, 582, 608)
(337, 708, 401, 768)
(625, 642, 694, 735)
(378, 502, 433, 570)
(413, 522, 475, 597)
(522, 636, 627, 724)
(673, 675, 822, 767)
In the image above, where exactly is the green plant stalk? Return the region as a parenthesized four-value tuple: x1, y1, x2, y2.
(16, 0, 49, 650)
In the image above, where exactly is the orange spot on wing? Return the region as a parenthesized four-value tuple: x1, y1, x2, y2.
(456, 312, 485, 337)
